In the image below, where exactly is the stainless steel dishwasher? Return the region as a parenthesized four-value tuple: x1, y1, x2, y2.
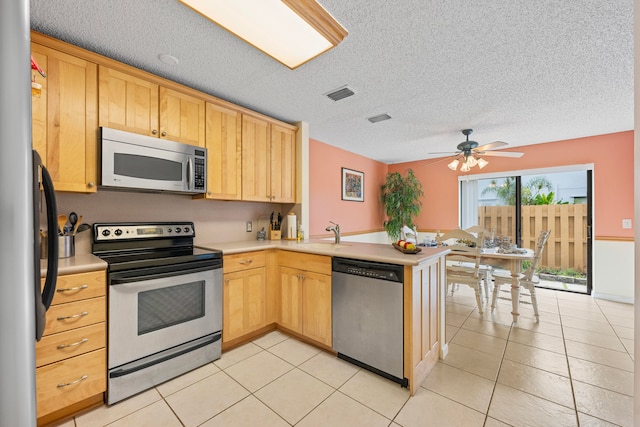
(332, 257, 407, 387)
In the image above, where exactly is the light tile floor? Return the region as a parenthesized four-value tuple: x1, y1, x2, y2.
(49, 286, 634, 427)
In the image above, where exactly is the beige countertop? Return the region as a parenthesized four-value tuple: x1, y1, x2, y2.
(40, 253, 107, 277)
(197, 239, 448, 266)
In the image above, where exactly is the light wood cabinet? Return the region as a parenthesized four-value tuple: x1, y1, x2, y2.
(223, 252, 267, 343)
(36, 270, 106, 425)
(99, 66, 205, 147)
(278, 252, 332, 346)
(201, 102, 242, 200)
(242, 115, 297, 203)
(31, 43, 98, 193)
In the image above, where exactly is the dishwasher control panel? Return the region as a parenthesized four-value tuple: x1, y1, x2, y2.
(332, 258, 403, 283)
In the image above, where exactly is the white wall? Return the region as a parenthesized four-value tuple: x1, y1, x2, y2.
(593, 240, 635, 303)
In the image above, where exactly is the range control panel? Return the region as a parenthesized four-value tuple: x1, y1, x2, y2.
(93, 222, 195, 241)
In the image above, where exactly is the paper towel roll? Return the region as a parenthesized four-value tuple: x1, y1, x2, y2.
(287, 212, 297, 239)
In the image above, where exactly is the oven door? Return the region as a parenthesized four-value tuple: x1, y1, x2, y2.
(108, 267, 222, 369)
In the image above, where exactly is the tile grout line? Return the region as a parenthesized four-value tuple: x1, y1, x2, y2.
(481, 314, 514, 427)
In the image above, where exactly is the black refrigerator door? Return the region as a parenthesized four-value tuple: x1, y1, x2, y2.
(33, 150, 58, 341)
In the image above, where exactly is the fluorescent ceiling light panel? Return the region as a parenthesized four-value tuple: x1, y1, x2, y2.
(179, 0, 347, 69)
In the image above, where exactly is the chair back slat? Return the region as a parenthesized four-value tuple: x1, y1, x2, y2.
(523, 230, 551, 280)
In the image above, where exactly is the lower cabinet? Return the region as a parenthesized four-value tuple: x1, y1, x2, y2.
(36, 270, 106, 425)
(278, 252, 332, 347)
(223, 251, 267, 343)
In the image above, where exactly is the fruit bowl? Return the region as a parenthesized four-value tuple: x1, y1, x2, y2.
(392, 243, 422, 254)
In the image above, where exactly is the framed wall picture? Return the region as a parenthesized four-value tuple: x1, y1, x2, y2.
(342, 167, 364, 202)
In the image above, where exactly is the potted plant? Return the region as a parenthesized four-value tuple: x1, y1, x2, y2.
(381, 169, 424, 242)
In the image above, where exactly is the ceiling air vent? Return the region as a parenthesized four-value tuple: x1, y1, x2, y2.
(367, 113, 392, 123)
(326, 86, 355, 102)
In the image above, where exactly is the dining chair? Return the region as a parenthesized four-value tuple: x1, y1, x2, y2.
(463, 225, 493, 301)
(436, 229, 486, 314)
(490, 230, 552, 319)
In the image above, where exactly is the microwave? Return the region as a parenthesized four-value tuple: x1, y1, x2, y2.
(100, 127, 207, 194)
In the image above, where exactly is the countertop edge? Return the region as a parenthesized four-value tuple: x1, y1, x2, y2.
(41, 253, 107, 277)
(197, 240, 449, 266)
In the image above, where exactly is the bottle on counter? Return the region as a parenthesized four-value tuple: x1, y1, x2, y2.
(297, 222, 304, 242)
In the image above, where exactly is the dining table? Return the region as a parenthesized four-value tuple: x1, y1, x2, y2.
(480, 247, 535, 323)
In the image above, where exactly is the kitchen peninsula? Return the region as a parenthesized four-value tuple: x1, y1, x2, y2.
(197, 239, 449, 395)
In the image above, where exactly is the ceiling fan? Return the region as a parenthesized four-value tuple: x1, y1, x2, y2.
(431, 129, 524, 171)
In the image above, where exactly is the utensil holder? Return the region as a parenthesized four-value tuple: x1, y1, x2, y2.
(59, 235, 75, 258)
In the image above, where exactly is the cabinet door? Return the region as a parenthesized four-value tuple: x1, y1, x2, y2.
(279, 266, 303, 334)
(159, 87, 205, 146)
(302, 271, 332, 346)
(271, 124, 297, 203)
(98, 66, 159, 137)
(223, 267, 266, 343)
(204, 102, 242, 200)
(241, 115, 271, 201)
(31, 43, 98, 193)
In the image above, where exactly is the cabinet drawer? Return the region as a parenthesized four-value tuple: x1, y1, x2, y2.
(36, 349, 106, 418)
(44, 297, 106, 336)
(42, 270, 106, 305)
(36, 323, 105, 367)
(224, 251, 266, 273)
(278, 251, 331, 275)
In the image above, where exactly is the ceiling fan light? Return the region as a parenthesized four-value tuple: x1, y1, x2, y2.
(447, 159, 460, 170)
(466, 156, 478, 167)
(460, 162, 471, 172)
(477, 158, 489, 169)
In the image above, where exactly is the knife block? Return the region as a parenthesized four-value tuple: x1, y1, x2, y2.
(269, 229, 281, 240)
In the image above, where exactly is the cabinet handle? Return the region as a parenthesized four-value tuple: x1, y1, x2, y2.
(239, 259, 253, 265)
(152, 129, 158, 135)
(57, 337, 88, 349)
(56, 284, 88, 293)
(161, 131, 167, 137)
(225, 278, 229, 284)
(57, 311, 88, 321)
(57, 375, 88, 388)
(88, 182, 95, 188)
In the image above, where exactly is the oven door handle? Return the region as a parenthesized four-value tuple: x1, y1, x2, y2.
(109, 333, 221, 379)
(110, 263, 221, 285)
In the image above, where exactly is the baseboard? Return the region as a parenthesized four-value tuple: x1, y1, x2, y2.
(592, 292, 634, 304)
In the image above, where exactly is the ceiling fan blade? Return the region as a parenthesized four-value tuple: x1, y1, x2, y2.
(428, 151, 461, 156)
(474, 141, 508, 151)
(480, 151, 524, 158)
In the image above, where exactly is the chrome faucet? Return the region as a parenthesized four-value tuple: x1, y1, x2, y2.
(325, 221, 341, 244)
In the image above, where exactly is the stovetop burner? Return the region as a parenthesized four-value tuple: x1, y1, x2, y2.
(92, 222, 222, 272)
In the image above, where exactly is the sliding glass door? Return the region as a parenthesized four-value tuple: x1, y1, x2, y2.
(461, 168, 592, 294)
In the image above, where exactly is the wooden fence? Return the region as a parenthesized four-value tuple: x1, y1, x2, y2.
(478, 204, 587, 273)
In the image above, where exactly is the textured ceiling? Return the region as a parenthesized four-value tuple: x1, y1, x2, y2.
(30, 0, 633, 164)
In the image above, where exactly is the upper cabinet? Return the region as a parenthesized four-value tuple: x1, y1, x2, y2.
(32, 32, 298, 200)
(31, 43, 98, 193)
(242, 115, 297, 203)
(201, 102, 242, 200)
(98, 66, 205, 147)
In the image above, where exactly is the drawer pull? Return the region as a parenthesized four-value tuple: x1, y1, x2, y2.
(57, 311, 88, 321)
(239, 259, 253, 265)
(56, 284, 89, 293)
(57, 338, 88, 349)
(57, 375, 88, 388)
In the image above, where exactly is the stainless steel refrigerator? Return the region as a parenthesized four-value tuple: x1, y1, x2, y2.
(1, 1, 59, 425)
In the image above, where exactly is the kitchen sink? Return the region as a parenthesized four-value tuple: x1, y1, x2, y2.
(297, 243, 352, 249)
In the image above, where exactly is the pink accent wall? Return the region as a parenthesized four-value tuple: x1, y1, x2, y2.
(389, 131, 633, 239)
(309, 139, 387, 237)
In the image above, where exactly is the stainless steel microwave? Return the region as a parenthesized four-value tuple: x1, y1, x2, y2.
(100, 127, 207, 194)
